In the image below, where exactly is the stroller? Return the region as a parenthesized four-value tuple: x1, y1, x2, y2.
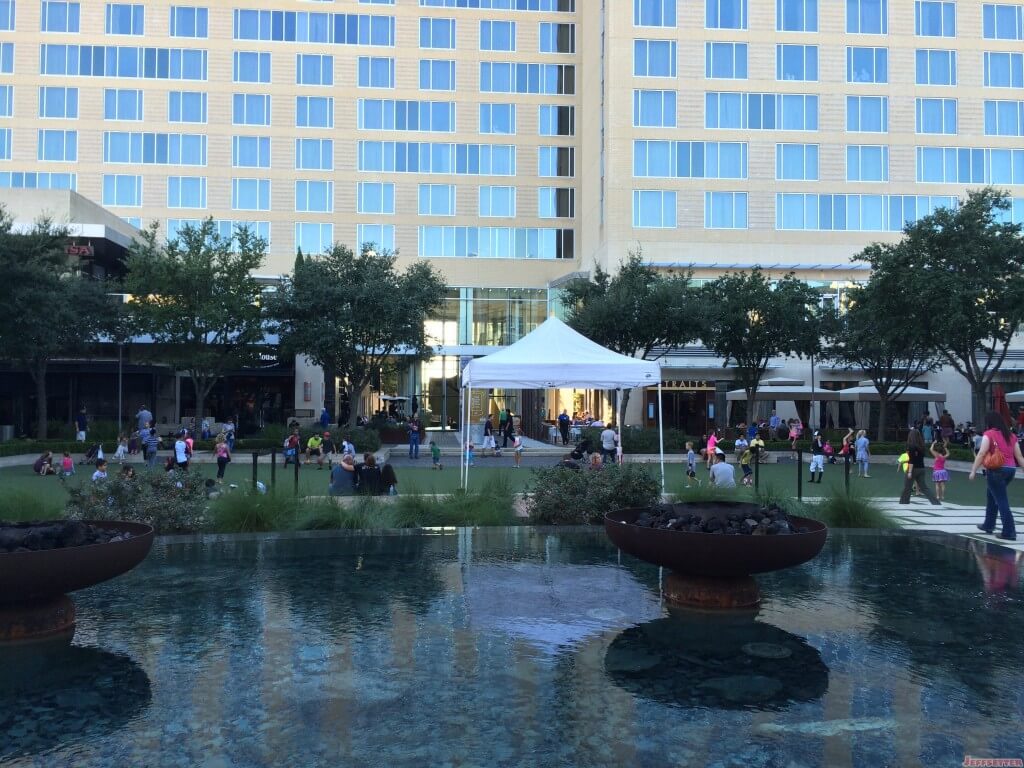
(569, 437, 593, 462)
(80, 442, 104, 465)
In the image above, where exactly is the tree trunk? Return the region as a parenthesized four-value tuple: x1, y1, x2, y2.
(876, 396, 889, 443)
(191, 375, 214, 429)
(346, 383, 363, 429)
(971, 383, 989, 426)
(619, 388, 632, 426)
(31, 359, 48, 440)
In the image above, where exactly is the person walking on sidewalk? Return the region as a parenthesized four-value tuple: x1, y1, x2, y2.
(558, 409, 570, 446)
(407, 415, 421, 459)
(899, 429, 941, 506)
(855, 430, 871, 477)
(970, 411, 1023, 541)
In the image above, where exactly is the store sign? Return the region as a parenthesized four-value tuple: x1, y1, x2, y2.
(66, 243, 94, 257)
(661, 379, 715, 391)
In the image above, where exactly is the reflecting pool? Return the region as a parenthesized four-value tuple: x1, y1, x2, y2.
(2, 529, 1024, 767)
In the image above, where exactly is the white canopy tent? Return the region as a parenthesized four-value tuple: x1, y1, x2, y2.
(1005, 390, 1024, 403)
(459, 317, 664, 491)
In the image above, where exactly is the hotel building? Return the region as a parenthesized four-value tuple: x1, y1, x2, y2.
(1, 0, 1022, 433)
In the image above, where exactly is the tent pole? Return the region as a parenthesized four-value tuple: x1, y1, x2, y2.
(462, 386, 468, 490)
(657, 379, 665, 496)
(616, 388, 623, 466)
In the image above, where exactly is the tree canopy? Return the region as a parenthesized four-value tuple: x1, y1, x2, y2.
(0, 212, 117, 438)
(122, 218, 268, 423)
(560, 252, 701, 415)
(861, 188, 1024, 421)
(699, 269, 822, 423)
(825, 246, 939, 440)
(269, 244, 447, 428)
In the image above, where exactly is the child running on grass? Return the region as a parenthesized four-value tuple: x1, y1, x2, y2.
(930, 439, 950, 501)
(740, 447, 754, 486)
(685, 441, 699, 487)
(430, 440, 442, 470)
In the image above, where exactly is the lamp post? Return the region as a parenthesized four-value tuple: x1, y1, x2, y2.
(117, 341, 123, 433)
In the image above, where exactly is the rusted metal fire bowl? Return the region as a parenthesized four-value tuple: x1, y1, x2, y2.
(0, 521, 154, 642)
(604, 503, 828, 578)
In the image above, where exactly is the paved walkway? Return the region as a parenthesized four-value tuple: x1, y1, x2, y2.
(873, 497, 1024, 553)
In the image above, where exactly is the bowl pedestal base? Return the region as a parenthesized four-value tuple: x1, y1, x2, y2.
(0, 595, 76, 644)
(663, 572, 761, 610)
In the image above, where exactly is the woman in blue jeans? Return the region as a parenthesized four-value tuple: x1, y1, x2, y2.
(969, 411, 1023, 541)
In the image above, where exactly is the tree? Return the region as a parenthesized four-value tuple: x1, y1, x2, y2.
(269, 244, 447, 429)
(864, 188, 1024, 421)
(699, 270, 821, 425)
(825, 249, 940, 440)
(560, 251, 701, 417)
(0, 213, 117, 438)
(123, 219, 267, 423)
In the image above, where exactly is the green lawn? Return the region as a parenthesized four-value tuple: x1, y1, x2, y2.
(1, 458, 1016, 521)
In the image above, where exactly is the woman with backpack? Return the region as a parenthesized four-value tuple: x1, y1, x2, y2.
(969, 411, 1024, 541)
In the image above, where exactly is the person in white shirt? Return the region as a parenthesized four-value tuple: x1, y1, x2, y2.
(174, 431, 190, 470)
(91, 459, 108, 482)
(709, 449, 736, 488)
(600, 425, 617, 464)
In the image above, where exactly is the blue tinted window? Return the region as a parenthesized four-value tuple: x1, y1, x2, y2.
(420, 59, 456, 90)
(847, 95, 888, 131)
(633, 190, 676, 228)
(297, 54, 333, 85)
(296, 96, 333, 128)
(105, 4, 144, 35)
(231, 178, 270, 210)
(847, 144, 889, 181)
(418, 183, 456, 215)
(777, 44, 817, 81)
(634, 39, 677, 76)
(706, 42, 747, 79)
(480, 103, 516, 134)
(776, 143, 819, 180)
(984, 52, 1024, 87)
(295, 138, 333, 170)
(983, 3, 1024, 39)
(232, 135, 271, 168)
(633, 90, 676, 126)
(706, 0, 747, 28)
(41, 1, 80, 32)
(916, 97, 957, 133)
(847, 46, 888, 82)
(233, 94, 270, 125)
(479, 186, 516, 217)
(102, 174, 142, 206)
(539, 22, 575, 53)
(168, 90, 206, 123)
(295, 180, 333, 213)
(420, 17, 455, 48)
(777, 0, 817, 31)
(915, 0, 955, 36)
(167, 175, 206, 208)
(635, 0, 676, 26)
(480, 20, 515, 50)
(234, 51, 271, 83)
(704, 191, 747, 228)
(104, 88, 142, 120)
(358, 56, 395, 88)
(37, 129, 77, 161)
(39, 86, 79, 118)
(985, 100, 1024, 135)
(170, 6, 208, 38)
(916, 49, 957, 85)
(847, 0, 887, 32)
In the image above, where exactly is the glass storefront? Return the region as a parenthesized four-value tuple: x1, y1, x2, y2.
(427, 287, 549, 348)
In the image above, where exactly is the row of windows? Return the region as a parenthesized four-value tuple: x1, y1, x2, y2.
(358, 99, 456, 132)
(633, 140, 747, 179)
(480, 62, 575, 95)
(0, 170, 76, 189)
(634, 0, 1024, 39)
(232, 10, 395, 47)
(706, 93, 819, 131)
(630, 190, 958, 232)
(777, 193, 957, 230)
(37, 2, 208, 36)
(419, 0, 575, 11)
(916, 146, 1024, 184)
(633, 190, 749, 229)
(418, 226, 574, 259)
(39, 44, 206, 80)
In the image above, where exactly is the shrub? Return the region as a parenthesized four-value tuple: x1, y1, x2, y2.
(393, 475, 517, 527)
(812, 489, 899, 529)
(65, 470, 210, 533)
(528, 463, 661, 525)
(208, 490, 301, 533)
(0, 490, 64, 523)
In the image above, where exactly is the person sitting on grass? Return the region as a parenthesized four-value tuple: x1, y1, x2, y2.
(305, 432, 323, 466)
(92, 459, 109, 483)
(60, 451, 75, 478)
(709, 449, 735, 488)
(320, 431, 336, 468)
(120, 465, 136, 480)
(329, 454, 356, 496)
(33, 451, 57, 476)
(355, 453, 384, 496)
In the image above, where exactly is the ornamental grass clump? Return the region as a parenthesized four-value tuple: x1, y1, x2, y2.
(813, 489, 899, 529)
